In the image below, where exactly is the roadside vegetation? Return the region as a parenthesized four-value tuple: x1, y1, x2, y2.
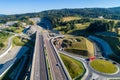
(90, 59, 118, 74)
(59, 35, 94, 57)
(60, 53, 85, 79)
(12, 36, 27, 46)
(4, 22, 24, 33)
(12, 36, 34, 47)
(0, 31, 11, 51)
(5, 26, 24, 33)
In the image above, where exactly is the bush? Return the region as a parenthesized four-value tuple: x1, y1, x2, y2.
(0, 43, 4, 48)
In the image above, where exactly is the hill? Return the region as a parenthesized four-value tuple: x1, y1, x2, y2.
(59, 35, 94, 57)
(41, 7, 120, 20)
(1, 7, 120, 25)
(0, 14, 5, 16)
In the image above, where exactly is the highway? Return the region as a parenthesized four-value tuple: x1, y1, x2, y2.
(53, 35, 120, 80)
(57, 48, 92, 80)
(59, 40, 120, 80)
(30, 32, 48, 80)
(43, 32, 69, 80)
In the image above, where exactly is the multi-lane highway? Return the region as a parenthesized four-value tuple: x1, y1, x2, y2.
(43, 32, 69, 80)
(30, 32, 48, 80)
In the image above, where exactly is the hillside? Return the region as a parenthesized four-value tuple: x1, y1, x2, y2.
(1, 7, 120, 23)
(59, 35, 94, 57)
(0, 14, 5, 16)
(41, 7, 120, 20)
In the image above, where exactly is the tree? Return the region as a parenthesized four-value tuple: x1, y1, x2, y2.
(86, 20, 110, 33)
(115, 21, 120, 34)
(13, 22, 22, 27)
(0, 43, 4, 48)
(115, 22, 120, 28)
(66, 23, 71, 31)
(29, 21, 34, 25)
(108, 21, 115, 31)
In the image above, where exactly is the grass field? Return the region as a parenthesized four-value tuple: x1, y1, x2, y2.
(12, 36, 28, 46)
(53, 26, 67, 31)
(5, 26, 24, 33)
(67, 23, 89, 34)
(75, 23, 90, 30)
(91, 18, 120, 23)
(0, 31, 11, 44)
(12, 36, 34, 48)
(0, 31, 12, 53)
(61, 16, 81, 22)
(61, 35, 94, 57)
(90, 59, 118, 74)
(14, 27, 24, 33)
(60, 53, 85, 79)
(54, 16, 90, 35)
(53, 23, 89, 35)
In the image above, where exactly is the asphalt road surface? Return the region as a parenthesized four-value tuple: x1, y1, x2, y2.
(43, 33, 69, 80)
(31, 32, 48, 80)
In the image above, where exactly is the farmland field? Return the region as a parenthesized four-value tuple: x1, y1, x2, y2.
(61, 16, 81, 22)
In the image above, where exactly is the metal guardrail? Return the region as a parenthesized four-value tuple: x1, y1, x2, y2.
(0, 58, 16, 77)
(51, 38, 72, 80)
(30, 32, 37, 80)
(0, 34, 18, 58)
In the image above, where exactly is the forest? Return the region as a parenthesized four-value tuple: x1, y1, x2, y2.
(1, 7, 120, 23)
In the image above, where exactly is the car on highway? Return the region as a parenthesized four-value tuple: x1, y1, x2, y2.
(56, 63, 59, 66)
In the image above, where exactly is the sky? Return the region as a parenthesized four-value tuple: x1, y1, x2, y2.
(0, 0, 120, 15)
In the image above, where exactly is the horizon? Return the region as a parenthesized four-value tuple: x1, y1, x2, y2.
(0, 0, 120, 15)
(2, 6, 120, 16)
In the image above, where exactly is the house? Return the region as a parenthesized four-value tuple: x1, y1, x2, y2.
(98, 16, 104, 19)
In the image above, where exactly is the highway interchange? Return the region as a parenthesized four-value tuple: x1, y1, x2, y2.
(0, 23, 119, 80)
(2, 17, 113, 80)
(31, 28, 70, 80)
(29, 24, 120, 80)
